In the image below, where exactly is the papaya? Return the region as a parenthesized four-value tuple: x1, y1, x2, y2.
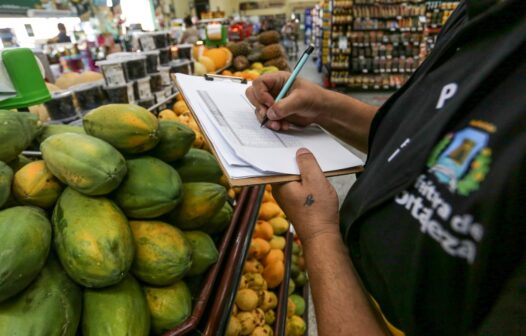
(0, 255, 82, 336)
(52, 188, 134, 288)
(113, 157, 183, 218)
(289, 294, 305, 316)
(268, 217, 289, 235)
(12, 160, 63, 208)
(262, 260, 285, 289)
(7, 154, 31, 172)
(0, 162, 13, 208)
(244, 259, 264, 274)
(226, 316, 242, 336)
(172, 148, 222, 183)
(263, 249, 284, 267)
(248, 238, 271, 260)
(144, 281, 192, 335)
(269, 235, 286, 250)
(41, 133, 127, 196)
(202, 201, 233, 234)
(286, 315, 306, 336)
(184, 231, 219, 276)
(260, 290, 278, 311)
(83, 103, 160, 154)
(237, 311, 257, 335)
(253, 220, 274, 240)
(0, 206, 51, 302)
(169, 182, 227, 230)
(150, 120, 195, 162)
(235, 288, 259, 311)
(0, 110, 41, 162)
(130, 220, 193, 286)
(82, 275, 150, 336)
(258, 202, 283, 220)
(38, 123, 85, 143)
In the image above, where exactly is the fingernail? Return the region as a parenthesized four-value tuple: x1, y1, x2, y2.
(270, 121, 280, 130)
(268, 108, 277, 119)
(297, 148, 310, 155)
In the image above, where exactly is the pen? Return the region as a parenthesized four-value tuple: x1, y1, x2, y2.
(260, 44, 315, 127)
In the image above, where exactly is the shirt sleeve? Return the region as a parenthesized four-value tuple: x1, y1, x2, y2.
(476, 253, 526, 336)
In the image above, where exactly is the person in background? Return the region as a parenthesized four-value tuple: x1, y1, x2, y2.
(180, 16, 199, 44)
(48, 23, 71, 44)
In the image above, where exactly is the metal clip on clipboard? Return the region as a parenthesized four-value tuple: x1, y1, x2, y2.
(204, 73, 248, 84)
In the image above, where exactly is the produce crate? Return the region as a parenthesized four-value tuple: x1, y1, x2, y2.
(274, 231, 294, 335)
(197, 186, 294, 336)
(198, 185, 266, 335)
(164, 185, 264, 336)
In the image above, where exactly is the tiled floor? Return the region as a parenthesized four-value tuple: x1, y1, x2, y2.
(287, 45, 392, 335)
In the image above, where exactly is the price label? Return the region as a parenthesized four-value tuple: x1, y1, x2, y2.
(137, 80, 152, 100)
(103, 64, 126, 86)
(140, 36, 156, 51)
(338, 36, 348, 50)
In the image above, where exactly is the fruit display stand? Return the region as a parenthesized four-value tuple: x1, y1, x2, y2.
(274, 231, 294, 335)
(198, 188, 296, 336)
(165, 186, 263, 335)
(198, 185, 267, 335)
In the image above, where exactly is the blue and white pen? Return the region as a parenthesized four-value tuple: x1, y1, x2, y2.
(260, 44, 315, 127)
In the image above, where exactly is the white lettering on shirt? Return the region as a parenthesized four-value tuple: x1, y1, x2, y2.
(394, 174, 484, 264)
(436, 83, 458, 109)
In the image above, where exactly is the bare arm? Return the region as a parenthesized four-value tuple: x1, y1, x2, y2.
(273, 149, 388, 335)
(315, 89, 378, 153)
(246, 72, 378, 154)
(304, 232, 388, 336)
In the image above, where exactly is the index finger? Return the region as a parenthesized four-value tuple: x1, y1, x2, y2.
(252, 74, 287, 108)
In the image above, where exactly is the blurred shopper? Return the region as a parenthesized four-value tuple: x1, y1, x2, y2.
(48, 23, 71, 44)
(180, 16, 199, 44)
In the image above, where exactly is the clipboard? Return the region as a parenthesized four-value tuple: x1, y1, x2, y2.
(175, 74, 363, 187)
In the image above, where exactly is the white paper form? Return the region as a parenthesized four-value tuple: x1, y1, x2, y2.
(176, 74, 363, 175)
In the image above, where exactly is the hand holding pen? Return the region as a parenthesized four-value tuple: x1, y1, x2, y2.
(245, 45, 317, 131)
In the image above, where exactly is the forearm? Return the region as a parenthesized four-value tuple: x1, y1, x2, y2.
(315, 90, 378, 153)
(303, 231, 387, 336)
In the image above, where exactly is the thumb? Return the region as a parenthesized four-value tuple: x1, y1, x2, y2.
(296, 148, 325, 184)
(267, 91, 300, 121)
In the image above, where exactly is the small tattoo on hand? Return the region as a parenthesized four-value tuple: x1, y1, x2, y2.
(304, 194, 315, 207)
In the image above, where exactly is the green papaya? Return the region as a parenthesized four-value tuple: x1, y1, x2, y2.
(169, 182, 227, 230)
(0, 110, 41, 162)
(144, 281, 192, 335)
(82, 275, 150, 336)
(172, 149, 222, 183)
(0, 206, 51, 303)
(41, 133, 127, 196)
(129, 220, 193, 286)
(184, 231, 219, 276)
(0, 161, 13, 208)
(83, 104, 160, 154)
(113, 157, 183, 218)
(38, 123, 85, 143)
(150, 120, 195, 162)
(289, 294, 305, 316)
(0, 255, 82, 336)
(52, 187, 134, 288)
(203, 201, 233, 234)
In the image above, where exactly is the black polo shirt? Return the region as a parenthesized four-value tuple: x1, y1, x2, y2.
(340, 1, 526, 335)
